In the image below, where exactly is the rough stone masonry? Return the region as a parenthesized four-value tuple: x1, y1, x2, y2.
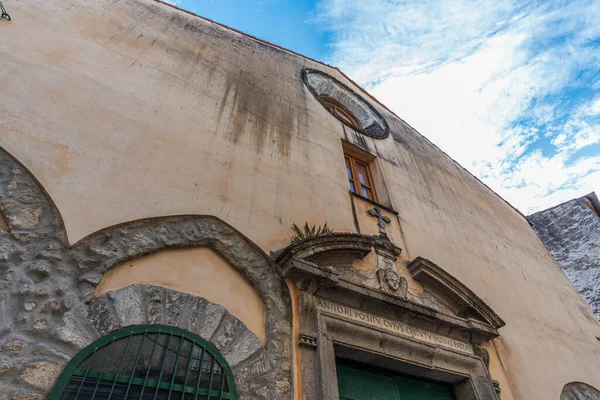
(0, 148, 293, 400)
(528, 193, 600, 319)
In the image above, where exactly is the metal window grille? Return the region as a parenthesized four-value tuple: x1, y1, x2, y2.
(49, 325, 237, 400)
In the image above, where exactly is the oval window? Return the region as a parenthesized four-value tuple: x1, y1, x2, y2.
(303, 69, 389, 139)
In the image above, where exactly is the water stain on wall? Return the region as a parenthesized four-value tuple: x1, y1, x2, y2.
(215, 73, 294, 157)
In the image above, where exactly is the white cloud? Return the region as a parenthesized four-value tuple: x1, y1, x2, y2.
(316, 0, 600, 214)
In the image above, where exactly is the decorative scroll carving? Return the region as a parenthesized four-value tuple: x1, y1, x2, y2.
(492, 380, 501, 395)
(474, 346, 491, 371)
(297, 287, 319, 348)
(298, 333, 318, 348)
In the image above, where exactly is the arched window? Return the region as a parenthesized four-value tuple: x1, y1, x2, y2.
(49, 325, 237, 400)
(318, 94, 360, 128)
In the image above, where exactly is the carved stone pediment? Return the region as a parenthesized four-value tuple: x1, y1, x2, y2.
(408, 257, 505, 330)
(276, 233, 504, 342)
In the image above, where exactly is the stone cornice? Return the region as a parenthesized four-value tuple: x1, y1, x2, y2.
(329, 278, 501, 340)
(275, 232, 401, 267)
(408, 257, 506, 329)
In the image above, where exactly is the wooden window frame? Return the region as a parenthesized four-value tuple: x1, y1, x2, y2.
(343, 142, 378, 203)
(319, 94, 360, 129)
(324, 100, 359, 127)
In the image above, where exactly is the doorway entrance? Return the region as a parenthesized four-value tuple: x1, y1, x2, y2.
(337, 362, 455, 400)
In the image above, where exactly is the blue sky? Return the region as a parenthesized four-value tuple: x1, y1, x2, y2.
(170, 0, 332, 60)
(168, 0, 600, 214)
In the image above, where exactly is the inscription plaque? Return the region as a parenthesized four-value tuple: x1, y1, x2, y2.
(317, 298, 473, 354)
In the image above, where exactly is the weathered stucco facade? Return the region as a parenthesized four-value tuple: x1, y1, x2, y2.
(0, 0, 599, 399)
(528, 193, 600, 319)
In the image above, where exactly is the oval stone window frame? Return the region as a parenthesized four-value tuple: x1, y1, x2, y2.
(561, 381, 600, 400)
(303, 69, 390, 139)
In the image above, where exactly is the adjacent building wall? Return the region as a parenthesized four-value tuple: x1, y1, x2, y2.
(1, 0, 599, 398)
(528, 193, 600, 319)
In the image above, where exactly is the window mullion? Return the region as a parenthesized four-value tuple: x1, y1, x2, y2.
(350, 158, 360, 195)
(353, 159, 368, 199)
(366, 163, 378, 202)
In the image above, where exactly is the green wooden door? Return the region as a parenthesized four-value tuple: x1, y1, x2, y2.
(337, 364, 455, 400)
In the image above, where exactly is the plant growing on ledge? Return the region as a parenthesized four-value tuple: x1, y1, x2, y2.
(291, 222, 333, 243)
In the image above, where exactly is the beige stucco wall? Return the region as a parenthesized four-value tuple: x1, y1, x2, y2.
(96, 247, 266, 344)
(1, 0, 599, 398)
(483, 339, 516, 400)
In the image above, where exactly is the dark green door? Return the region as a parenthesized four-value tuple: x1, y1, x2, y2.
(337, 364, 455, 400)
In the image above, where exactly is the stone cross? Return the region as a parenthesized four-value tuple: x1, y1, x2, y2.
(367, 206, 391, 237)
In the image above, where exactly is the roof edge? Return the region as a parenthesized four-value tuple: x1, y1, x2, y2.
(153, 0, 527, 221)
(527, 191, 598, 218)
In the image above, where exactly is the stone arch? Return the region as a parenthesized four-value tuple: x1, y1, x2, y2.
(96, 247, 267, 344)
(0, 146, 293, 399)
(69, 214, 290, 313)
(66, 215, 293, 399)
(561, 382, 600, 400)
(63, 285, 269, 398)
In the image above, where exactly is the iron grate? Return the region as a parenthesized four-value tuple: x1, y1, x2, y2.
(49, 325, 237, 400)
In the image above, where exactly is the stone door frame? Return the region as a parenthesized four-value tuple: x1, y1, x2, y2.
(314, 307, 497, 400)
(276, 233, 502, 400)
